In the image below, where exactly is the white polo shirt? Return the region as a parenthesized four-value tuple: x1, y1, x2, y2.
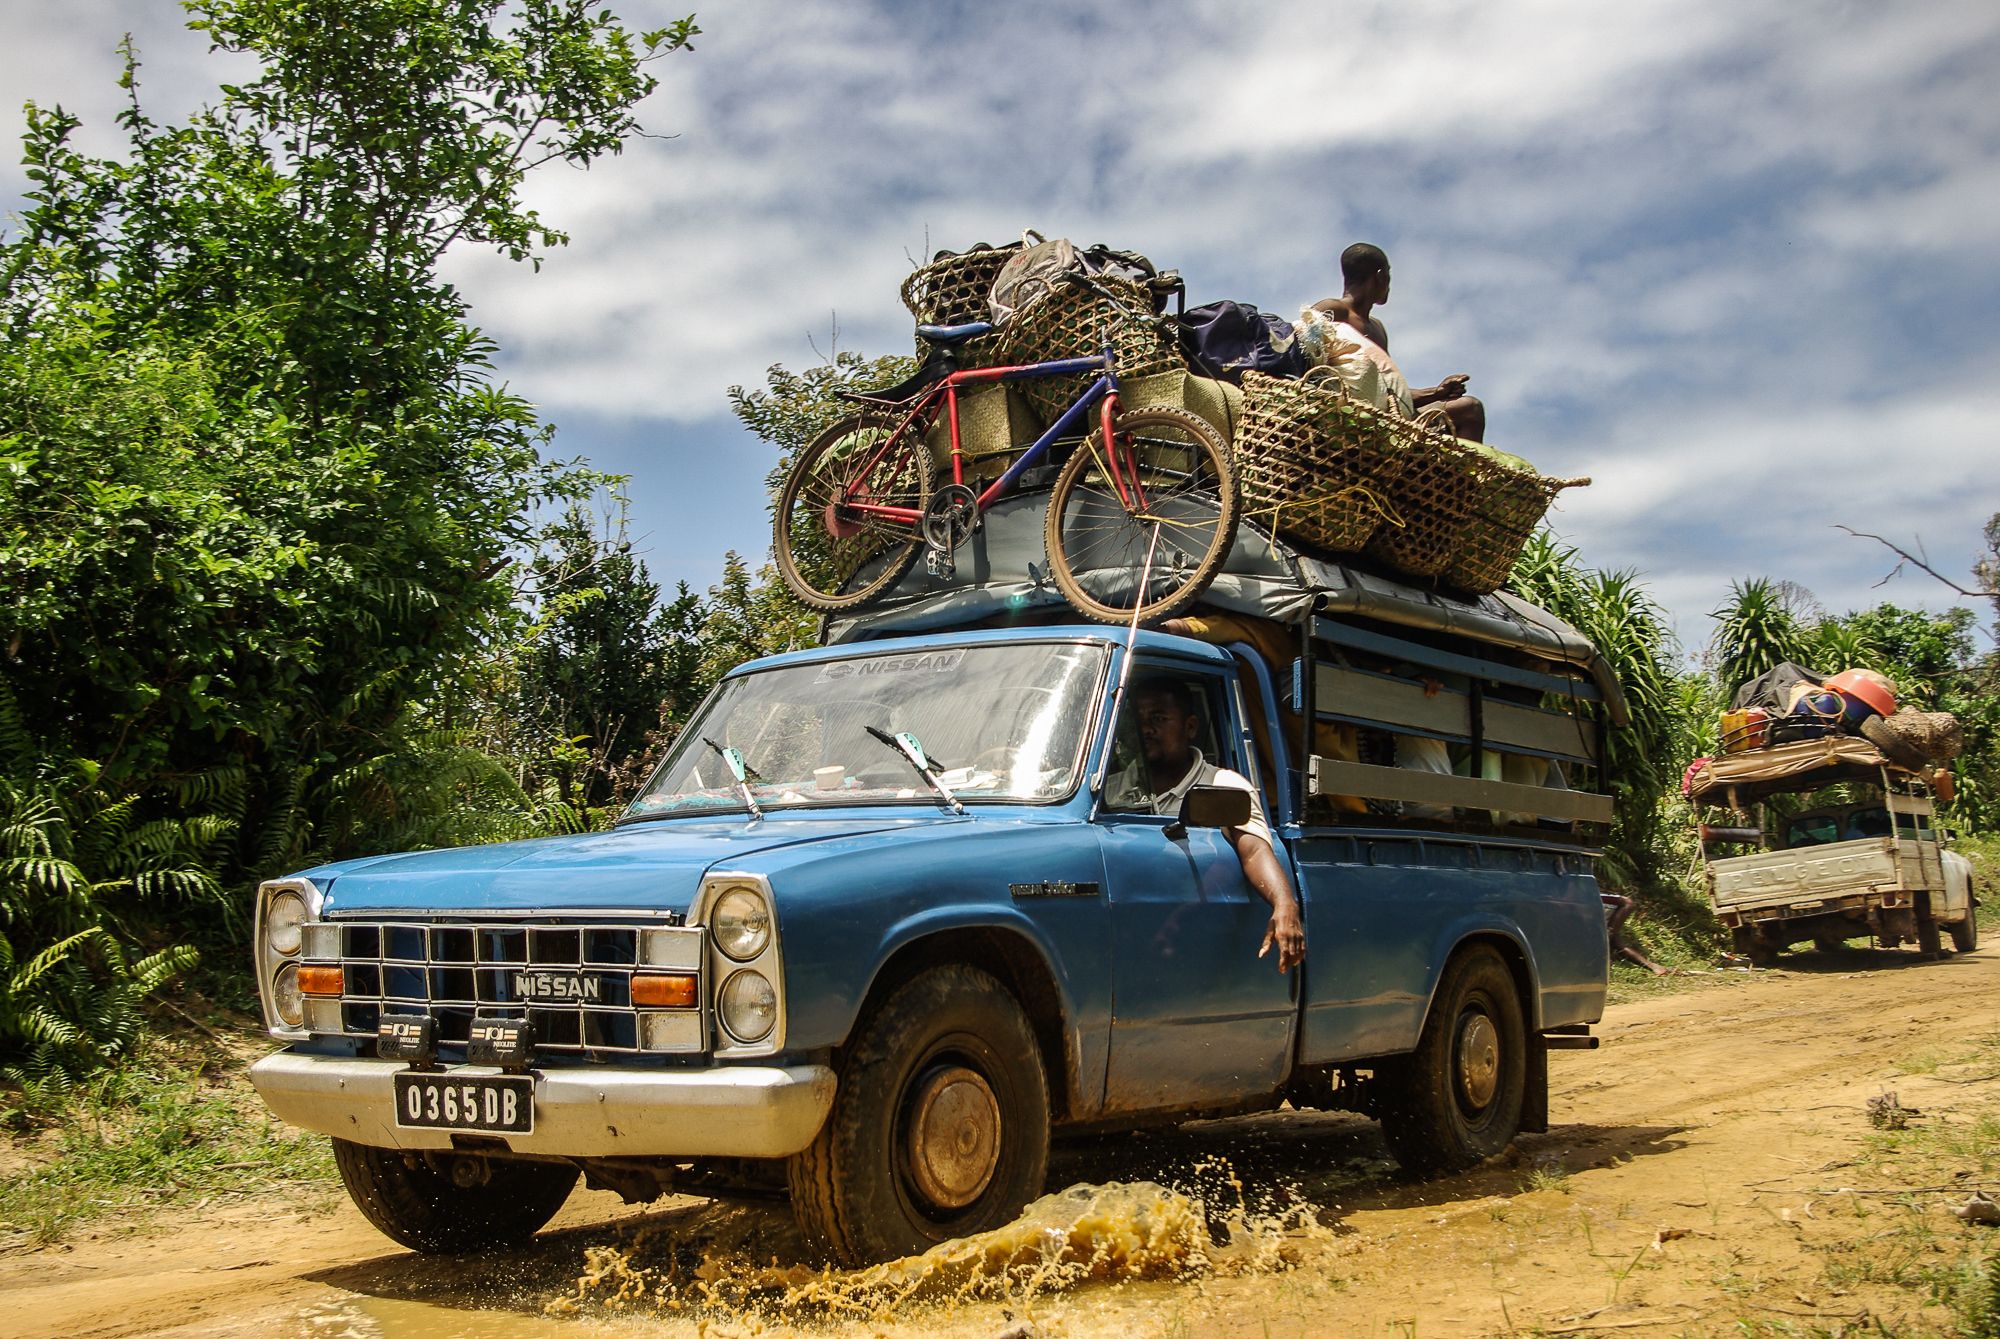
(1106, 748, 1272, 848)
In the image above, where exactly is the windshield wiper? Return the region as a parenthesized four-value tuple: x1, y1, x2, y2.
(702, 736, 763, 822)
(863, 726, 965, 816)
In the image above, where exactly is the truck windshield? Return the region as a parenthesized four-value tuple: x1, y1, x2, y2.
(622, 642, 1105, 819)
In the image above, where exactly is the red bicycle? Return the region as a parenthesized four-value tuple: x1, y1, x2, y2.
(772, 298, 1238, 624)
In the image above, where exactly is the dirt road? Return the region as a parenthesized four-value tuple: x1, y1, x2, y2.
(10, 948, 2000, 1338)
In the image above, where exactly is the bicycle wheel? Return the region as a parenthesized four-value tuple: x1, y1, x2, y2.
(774, 412, 934, 611)
(1043, 406, 1238, 624)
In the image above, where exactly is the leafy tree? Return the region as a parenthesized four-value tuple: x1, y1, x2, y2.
(513, 506, 676, 808)
(1, 1, 692, 859)
(1710, 577, 1815, 697)
(706, 350, 915, 684)
(696, 552, 816, 690)
(0, 687, 217, 1084)
(729, 350, 917, 469)
(0, 1, 695, 1071)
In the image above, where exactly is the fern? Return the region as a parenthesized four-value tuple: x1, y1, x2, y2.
(0, 761, 212, 1077)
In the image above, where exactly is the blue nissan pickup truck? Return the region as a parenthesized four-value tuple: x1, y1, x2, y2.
(250, 594, 1618, 1265)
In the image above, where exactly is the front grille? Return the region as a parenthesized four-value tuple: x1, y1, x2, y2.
(300, 918, 705, 1056)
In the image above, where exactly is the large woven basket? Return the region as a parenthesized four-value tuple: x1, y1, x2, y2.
(900, 246, 1016, 371)
(1362, 413, 1488, 578)
(1233, 368, 1408, 554)
(1439, 464, 1589, 594)
(995, 276, 1184, 422)
(922, 383, 1044, 473)
(1120, 368, 1243, 445)
(900, 246, 1016, 326)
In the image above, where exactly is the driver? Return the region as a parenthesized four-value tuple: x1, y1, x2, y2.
(1106, 677, 1306, 973)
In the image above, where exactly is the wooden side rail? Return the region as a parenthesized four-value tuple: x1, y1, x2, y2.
(1307, 663, 1599, 765)
(1308, 756, 1616, 825)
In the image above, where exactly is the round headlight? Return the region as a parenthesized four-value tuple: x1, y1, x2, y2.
(712, 888, 772, 961)
(271, 961, 304, 1028)
(718, 970, 776, 1044)
(265, 891, 306, 957)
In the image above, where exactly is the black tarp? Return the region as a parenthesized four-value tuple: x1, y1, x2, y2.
(822, 485, 1629, 725)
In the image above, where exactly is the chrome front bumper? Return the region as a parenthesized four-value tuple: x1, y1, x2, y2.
(249, 1052, 836, 1158)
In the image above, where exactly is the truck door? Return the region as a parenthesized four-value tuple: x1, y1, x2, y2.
(1096, 663, 1296, 1113)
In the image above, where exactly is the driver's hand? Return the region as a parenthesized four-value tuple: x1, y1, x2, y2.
(1259, 899, 1305, 973)
(1439, 373, 1470, 397)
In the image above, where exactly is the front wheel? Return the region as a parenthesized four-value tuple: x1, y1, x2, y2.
(774, 411, 934, 611)
(332, 1140, 578, 1254)
(787, 964, 1050, 1265)
(1043, 406, 1238, 624)
(1378, 945, 1527, 1176)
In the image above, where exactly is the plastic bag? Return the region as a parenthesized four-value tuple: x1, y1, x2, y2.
(989, 235, 1081, 326)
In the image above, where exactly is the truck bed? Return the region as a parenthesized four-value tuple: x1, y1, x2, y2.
(1708, 837, 1944, 914)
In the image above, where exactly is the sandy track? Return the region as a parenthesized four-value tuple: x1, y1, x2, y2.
(8, 948, 1999, 1338)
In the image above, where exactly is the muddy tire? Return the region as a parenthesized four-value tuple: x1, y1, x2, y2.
(1733, 925, 1779, 967)
(787, 964, 1050, 1266)
(1950, 901, 1979, 954)
(332, 1140, 578, 1254)
(1917, 892, 1944, 957)
(1378, 945, 1527, 1177)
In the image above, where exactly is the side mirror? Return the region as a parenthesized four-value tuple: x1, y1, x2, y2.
(1164, 784, 1252, 839)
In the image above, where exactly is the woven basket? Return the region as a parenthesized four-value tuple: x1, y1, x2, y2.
(1233, 368, 1408, 554)
(1439, 466, 1589, 594)
(1361, 413, 1490, 578)
(900, 246, 1017, 326)
(1119, 369, 1243, 445)
(995, 276, 1184, 422)
(922, 383, 1044, 471)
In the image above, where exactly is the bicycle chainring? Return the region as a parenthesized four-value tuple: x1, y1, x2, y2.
(920, 483, 980, 553)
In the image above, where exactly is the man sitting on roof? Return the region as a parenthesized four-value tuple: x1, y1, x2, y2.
(1312, 242, 1486, 441)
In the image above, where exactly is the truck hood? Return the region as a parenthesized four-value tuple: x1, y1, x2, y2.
(310, 813, 962, 917)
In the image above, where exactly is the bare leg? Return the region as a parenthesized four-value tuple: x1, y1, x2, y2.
(1437, 395, 1485, 442)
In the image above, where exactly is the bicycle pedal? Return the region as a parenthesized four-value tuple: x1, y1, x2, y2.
(925, 550, 956, 580)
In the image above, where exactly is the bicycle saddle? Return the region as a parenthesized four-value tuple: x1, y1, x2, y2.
(915, 321, 994, 345)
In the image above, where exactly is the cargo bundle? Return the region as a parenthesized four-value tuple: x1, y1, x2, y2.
(778, 232, 1590, 625)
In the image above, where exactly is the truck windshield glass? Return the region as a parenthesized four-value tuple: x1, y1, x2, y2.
(623, 643, 1105, 818)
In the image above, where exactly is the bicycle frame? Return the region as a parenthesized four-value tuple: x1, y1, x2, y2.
(836, 347, 1147, 530)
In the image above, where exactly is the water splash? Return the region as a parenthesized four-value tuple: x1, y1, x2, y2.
(549, 1165, 1330, 1324)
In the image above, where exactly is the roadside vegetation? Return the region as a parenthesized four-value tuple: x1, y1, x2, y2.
(0, 1019, 333, 1246)
(1770, 1029, 2000, 1337)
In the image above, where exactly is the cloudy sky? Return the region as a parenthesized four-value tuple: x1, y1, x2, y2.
(5, 1, 1996, 656)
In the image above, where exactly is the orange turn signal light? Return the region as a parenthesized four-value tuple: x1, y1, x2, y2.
(632, 972, 699, 1009)
(298, 965, 344, 996)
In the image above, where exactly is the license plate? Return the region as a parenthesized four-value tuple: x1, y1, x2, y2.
(393, 1072, 534, 1134)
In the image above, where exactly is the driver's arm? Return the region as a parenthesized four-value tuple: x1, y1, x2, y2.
(1231, 828, 1304, 973)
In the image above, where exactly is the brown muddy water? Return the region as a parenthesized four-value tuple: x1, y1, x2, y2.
(290, 1119, 1391, 1338)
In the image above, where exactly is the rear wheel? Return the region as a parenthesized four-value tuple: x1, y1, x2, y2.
(332, 1140, 578, 1254)
(1733, 924, 1779, 967)
(1916, 892, 1944, 957)
(1043, 406, 1237, 624)
(1378, 945, 1527, 1176)
(1951, 891, 1979, 953)
(774, 411, 933, 611)
(787, 964, 1049, 1265)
